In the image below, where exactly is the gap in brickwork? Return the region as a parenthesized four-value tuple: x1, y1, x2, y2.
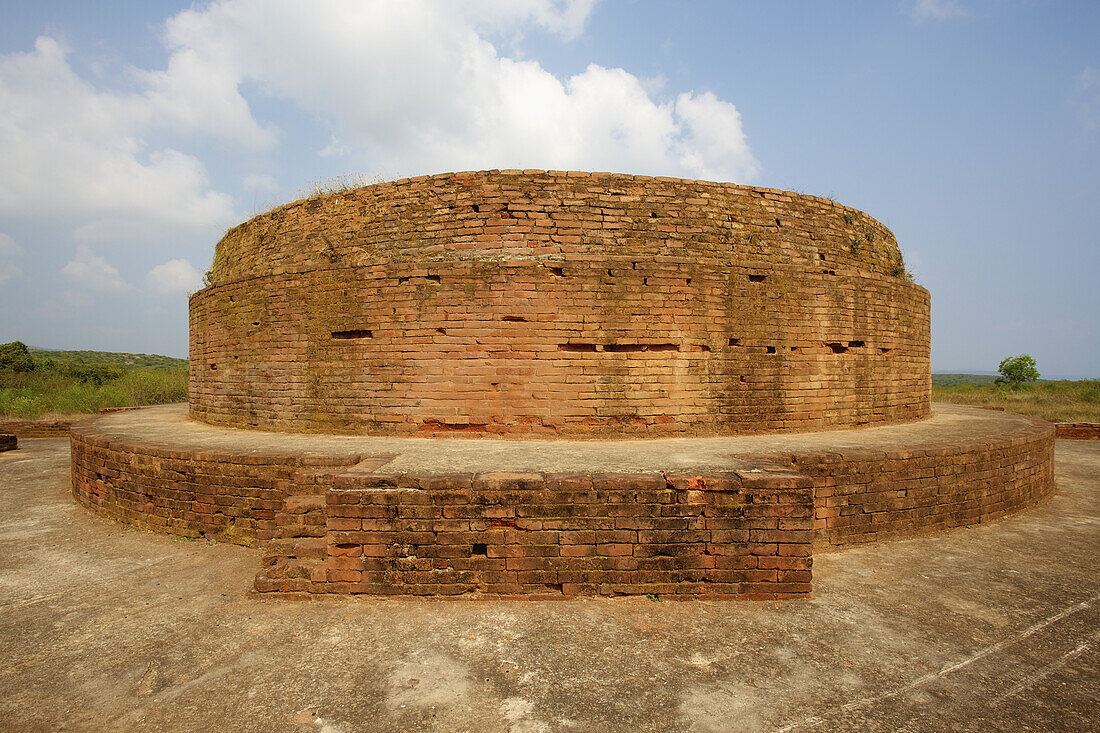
(880, 347, 893, 354)
(848, 340, 865, 348)
(694, 345, 712, 353)
(502, 316, 528, 322)
(765, 346, 777, 354)
(558, 343, 680, 353)
(748, 274, 767, 283)
(729, 338, 741, 346)
(827, 342, 848, 354)
(332, 329, 373, 339)
(604, 343, 679, 353)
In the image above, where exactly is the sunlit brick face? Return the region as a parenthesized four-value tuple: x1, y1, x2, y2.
(189, 170, 930, 437)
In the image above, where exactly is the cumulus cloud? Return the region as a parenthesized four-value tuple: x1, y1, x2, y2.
(911, 0, 966, 21)
(61, 245, 129, 291)
(0, 37, 236, 242)
(146, 258, 204, 295)
(150, 0, 758, 182)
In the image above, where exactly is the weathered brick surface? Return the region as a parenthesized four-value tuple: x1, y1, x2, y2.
(1055, 423, 1100, 440)
(69, 411, 1055, 598)
(761, 416, 1056, 547)
(0, 419, 76, 438)
(0, 433, 16, 452)
(69, 424, 363, 547)
(189, 170, 930, 437)
(254, 469, 816, 600)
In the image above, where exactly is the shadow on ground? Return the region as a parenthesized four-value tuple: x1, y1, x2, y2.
(1, 439, 1096, 732)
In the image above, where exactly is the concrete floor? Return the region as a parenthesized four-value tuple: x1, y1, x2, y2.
(0, 438, 1096, 732)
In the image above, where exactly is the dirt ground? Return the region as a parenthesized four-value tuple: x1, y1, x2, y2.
(0, 438, 1097, 732)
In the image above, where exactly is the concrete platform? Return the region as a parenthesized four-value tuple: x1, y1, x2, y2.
(2, 437, 1096, 731)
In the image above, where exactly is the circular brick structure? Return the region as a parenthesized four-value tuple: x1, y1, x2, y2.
(69, 170, 1054, 601)
(190, 170, 929, 437)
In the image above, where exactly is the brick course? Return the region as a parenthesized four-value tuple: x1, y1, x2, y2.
(190, 171, 930, 437)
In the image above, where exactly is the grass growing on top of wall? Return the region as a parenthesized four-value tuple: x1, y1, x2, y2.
(0, 342, 187, 419)
(932, 380, 1100, 423)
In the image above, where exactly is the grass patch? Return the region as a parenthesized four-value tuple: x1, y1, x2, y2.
(932, 380, 1100, 423)
(1, 342, 187, 419)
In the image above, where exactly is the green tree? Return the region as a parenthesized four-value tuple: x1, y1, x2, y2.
(995, 354, 1040, 386)
(0, 341, 35, 372)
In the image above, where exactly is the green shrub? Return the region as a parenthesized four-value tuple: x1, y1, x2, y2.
(996, 354, 1040, 386)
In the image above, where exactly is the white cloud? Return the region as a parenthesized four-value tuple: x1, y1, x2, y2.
(150, 0, 758, 182)
(911, 0, 966, 21)
(0, 232, 19, 257)
(243, 173, 279, 191)
(0, 37, 236, 242)
(61, 245, 129, 291)
(0, 263, 21, 285)
(0, 233, 23, 284)
(146, 258, 203, 295)
(1073, 67, 1099, 134)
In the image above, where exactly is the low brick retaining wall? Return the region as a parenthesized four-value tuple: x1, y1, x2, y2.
(70, 426, 374, 547)
(1055, 423, 1100, 440)
(69, 409, 1056, 600)
(0, 419, 76, 438)
(0, 434, 16, 452)
(257, 469, 814, 600)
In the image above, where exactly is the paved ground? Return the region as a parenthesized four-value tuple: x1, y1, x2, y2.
(0, 438, 1096, 732)
(87, 403, 1037, 472)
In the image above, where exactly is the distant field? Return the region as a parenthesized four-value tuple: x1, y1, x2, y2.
(29, 348, 187, 370)
(1, 342, 188, 419)
(932, 379, 1100, 423)
(931, 373, 999, 387)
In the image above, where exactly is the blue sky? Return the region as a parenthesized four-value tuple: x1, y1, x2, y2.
(0, 0, 1096, 377)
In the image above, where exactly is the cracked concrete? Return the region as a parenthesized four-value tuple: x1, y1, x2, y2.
(0, 438, 1097, 731)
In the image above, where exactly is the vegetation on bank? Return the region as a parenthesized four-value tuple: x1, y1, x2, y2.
(932, 379, 1100, 423)
(0, 342, 188, 419)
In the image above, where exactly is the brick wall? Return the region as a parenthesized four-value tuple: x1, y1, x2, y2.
(1055, 423, 1100, 440)
(69, 423, 364, 546)
(71, 412, 1055, 598)
(0, 419, 76, 438)
(0, 433, 15, 452)
(258, 469, 815, 600)
(761, 416, 1056, 547)
(190, 170, 930, 437)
